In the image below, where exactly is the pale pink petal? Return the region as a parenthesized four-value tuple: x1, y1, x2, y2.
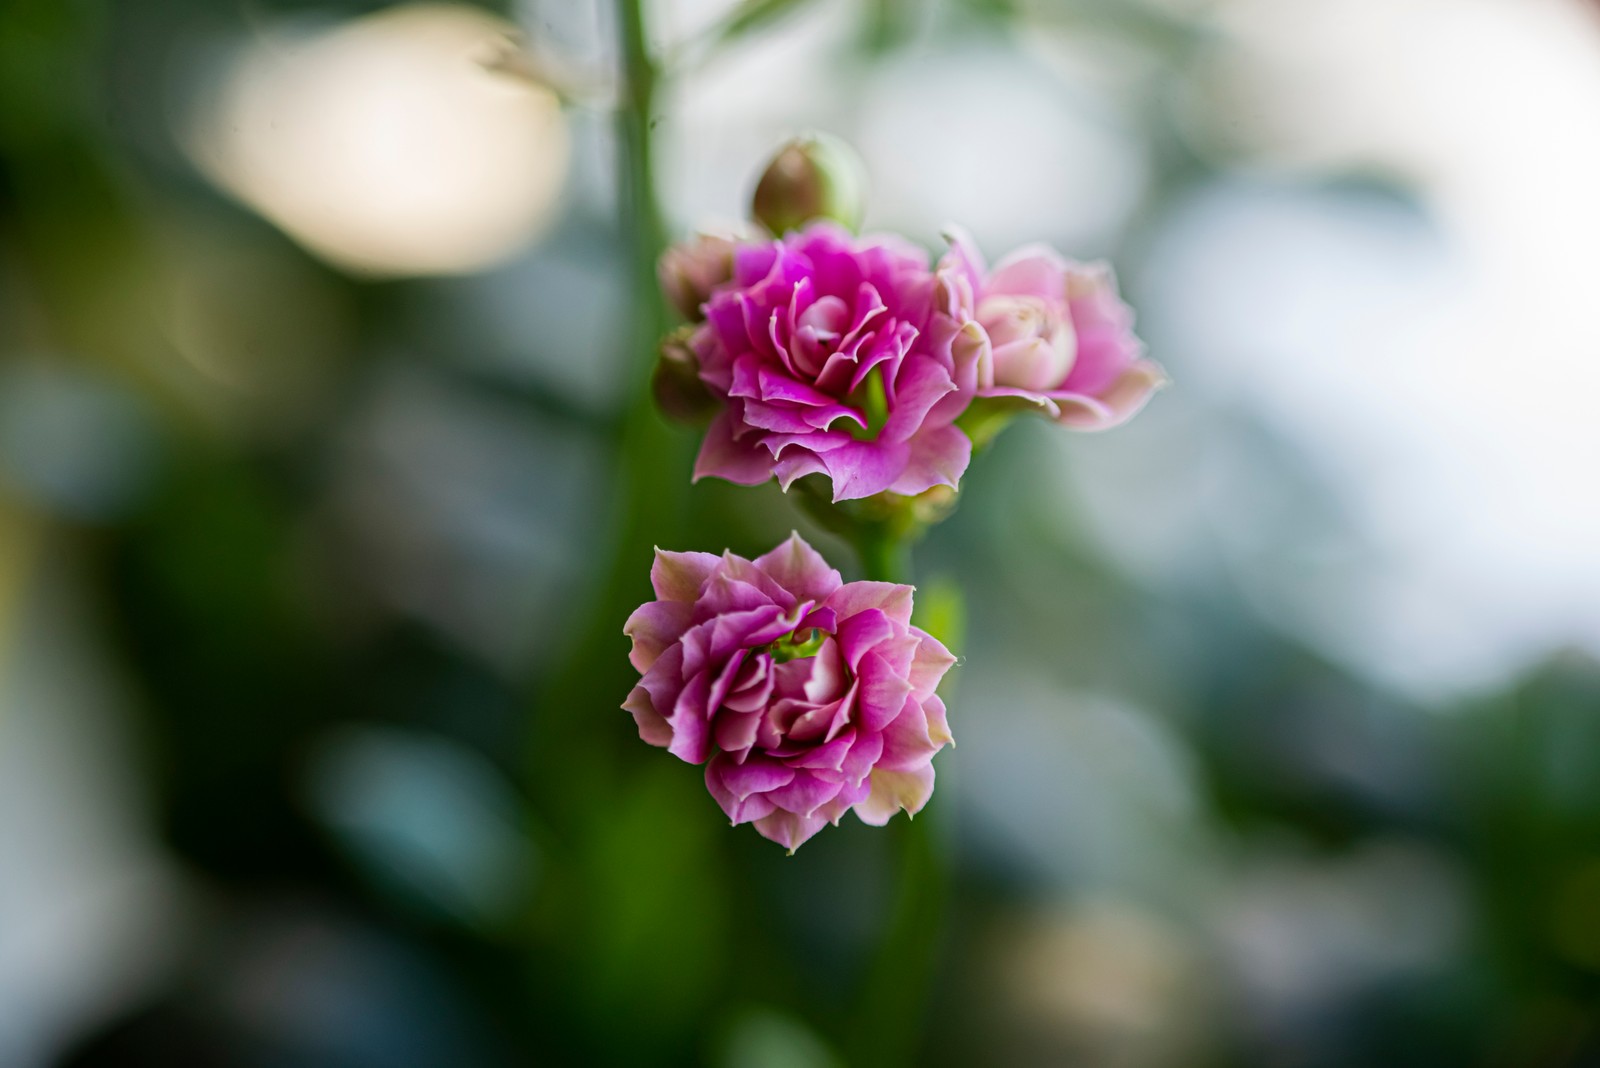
(854, 764, 935, 826)
(986, 246, 1068, 301)
(650, 549, 722, 604)
(1052, 359, 1168, 431)
(623, 684, 672, 748)
(622, 600, 693, 672)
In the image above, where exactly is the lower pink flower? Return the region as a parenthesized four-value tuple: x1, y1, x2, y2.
(623, 533, 956, 851)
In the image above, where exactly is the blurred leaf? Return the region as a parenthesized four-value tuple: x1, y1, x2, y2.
(711, 0, 821, 48)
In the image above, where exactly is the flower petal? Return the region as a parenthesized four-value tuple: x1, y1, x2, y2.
(752, 531, 844, 604)
(854, 764, 935, 826)
(623, 600, 693, 672)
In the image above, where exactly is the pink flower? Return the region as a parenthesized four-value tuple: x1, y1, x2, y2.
(943, 230, 1167, 429)
(623, 533, 956, 852)
(687, 223, 986, 502)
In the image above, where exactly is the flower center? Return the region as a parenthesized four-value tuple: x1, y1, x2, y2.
(844, 366, 890, 442)
(768, 626, 827, 663)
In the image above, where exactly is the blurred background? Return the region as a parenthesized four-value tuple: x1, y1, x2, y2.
(4, 0, 1600, 1064)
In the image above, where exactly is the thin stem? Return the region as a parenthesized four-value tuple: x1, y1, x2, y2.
(854, 525, 912, 585)
(527, 0, 676, 832)
(846, 813, 945, 1068)
(845, 524, 945, 1068)
(617, 0, 666, 299)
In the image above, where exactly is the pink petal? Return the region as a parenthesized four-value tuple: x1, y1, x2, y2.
(623, 684, 672, 748)
(752, 532, 844, 604)
(694, 411, 777, 486)
(1052, 359, 1168, 431)
(877, 694, 943, 772)
(705, 760, 777, 824)
(824, 582, 914, 628)
(856, 650, 916, 734)
(668, 671, 713, 763)
(752, 809, 830, 852)
(623, 600, 693, 673)
(816, 439, 911, 502)
(909, 631, 957, 700)
(765, 770, 846, 819)
(650, 549, 722, 604)
(712, 752, 796, 799)
(986, 246, 1068, 301)
(885, 425, 971, 497)
(881, 357, 958, 445)
(835, 608, 896, 670)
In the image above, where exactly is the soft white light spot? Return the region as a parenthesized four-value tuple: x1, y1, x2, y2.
(190, 4, 570, 276)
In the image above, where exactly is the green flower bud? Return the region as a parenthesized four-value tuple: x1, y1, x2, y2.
(652, 326, 718, 424)
(750, 133, 867, 236)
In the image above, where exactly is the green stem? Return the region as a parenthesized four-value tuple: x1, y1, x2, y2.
(617, 0, 666, 282)
(854, 525, 912, 585)
(527, 0, 675, 831)
(844, 526, 946, 1068)
(846, 813, 945, 1067)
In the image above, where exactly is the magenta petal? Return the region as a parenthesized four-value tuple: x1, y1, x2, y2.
(801, 638, 847, 704)
(765, 770, 846, 819)
(825, 582, 914, 627)
(909, 631, 957, 699)
(839, 729, 885, 788)
(705, 758, 777, 824)
(715, 753, 796, 799)
(714, 707, 761, 756)
(856, 650, 916, 734)
(835, 608, 897, 668)
(877, 694, 942, 772)
(694, 411, 776, 486)
(752, 810, 829, 852)
(922, 692, 953, 748)
(638, 643, 687, 722)
(791, 728, 858, 773)
(816, 438, 911, 502)
(752, 532, 844, 604)
(885, 425, 971, 497)
(668, 672, 713, 763)
(881, 358, 957, 444)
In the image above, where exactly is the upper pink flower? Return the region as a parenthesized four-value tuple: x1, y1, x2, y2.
(686, 223, 986, 502)
(623, 533, 956, 852)
(942, 230, 1167, 429)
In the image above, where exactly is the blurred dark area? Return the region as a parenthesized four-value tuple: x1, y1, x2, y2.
(5, 0, 1600, 1066)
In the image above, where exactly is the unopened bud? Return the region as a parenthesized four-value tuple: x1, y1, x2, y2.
(652, 326, 718, 423)
(750, 133, 866, 236)
(657, 232, 739, 322)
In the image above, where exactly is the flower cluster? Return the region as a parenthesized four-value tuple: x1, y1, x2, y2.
(624, 534, 955, 852)
(657, 222, 1164, 503)
(626, 137, 1163, 850)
